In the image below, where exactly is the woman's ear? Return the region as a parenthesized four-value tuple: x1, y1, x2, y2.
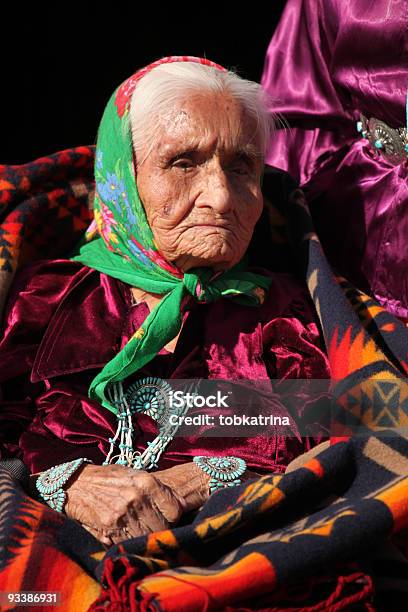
(132, 149, 139, 175)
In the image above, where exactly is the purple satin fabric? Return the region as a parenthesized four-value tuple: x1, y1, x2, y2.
(0, 259, 329, 474)
(261, 0, 408, 318)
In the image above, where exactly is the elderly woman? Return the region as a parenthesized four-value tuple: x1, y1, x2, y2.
(0, 56, 329, 547)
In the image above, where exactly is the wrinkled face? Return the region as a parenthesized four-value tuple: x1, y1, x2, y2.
(135, 91, 264, 272)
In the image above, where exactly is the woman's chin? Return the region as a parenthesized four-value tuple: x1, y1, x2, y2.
(179, 251, 241, 272)
(171, 235, 246, 271)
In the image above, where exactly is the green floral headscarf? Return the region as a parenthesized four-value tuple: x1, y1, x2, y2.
(70, 56, 271, 415)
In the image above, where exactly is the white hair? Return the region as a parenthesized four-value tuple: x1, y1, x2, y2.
(128, 61, 276, 166)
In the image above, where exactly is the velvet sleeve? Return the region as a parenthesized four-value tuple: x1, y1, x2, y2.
(263, 288, 331, 456)
(261, 0, 356, 196)
(0, 259, 82, 461)
(18, 385, 117, 474)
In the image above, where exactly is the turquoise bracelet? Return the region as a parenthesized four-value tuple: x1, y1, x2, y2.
(193, 456, 247, 494)
(36, 458, 92, 513)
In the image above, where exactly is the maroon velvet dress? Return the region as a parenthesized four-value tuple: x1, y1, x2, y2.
(0, 259, 330, 475)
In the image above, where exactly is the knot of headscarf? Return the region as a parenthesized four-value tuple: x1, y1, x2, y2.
(70, 56, 272, 415)
(182, 270, 203, 300)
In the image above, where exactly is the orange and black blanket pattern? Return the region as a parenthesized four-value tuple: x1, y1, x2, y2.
(1, 149, 408, 610)
(1, 433, 408, 611)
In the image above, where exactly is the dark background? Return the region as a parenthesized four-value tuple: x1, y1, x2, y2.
(1, 3, 286, 164)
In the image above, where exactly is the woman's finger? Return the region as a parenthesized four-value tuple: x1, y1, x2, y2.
(124, 473, 184, 533)
(110, 526, 138, 544)
(80, 523, 113, 547)
(126, 497, 169, 535)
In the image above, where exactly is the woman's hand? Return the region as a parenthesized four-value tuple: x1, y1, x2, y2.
(64, 462, 211, 546)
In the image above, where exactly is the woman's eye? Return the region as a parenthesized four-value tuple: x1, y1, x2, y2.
(227, 155, 255, 176)
(173, 160, 194, 171)
(230, 163, 250, 176)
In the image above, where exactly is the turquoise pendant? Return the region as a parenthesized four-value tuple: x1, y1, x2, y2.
(125, 376, 172, 420)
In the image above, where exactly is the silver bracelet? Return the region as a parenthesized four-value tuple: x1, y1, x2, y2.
(193, 456, 247, 494)
(35, 458, 92, 513)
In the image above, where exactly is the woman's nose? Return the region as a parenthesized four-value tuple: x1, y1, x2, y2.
(196, 164, 234, 213)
